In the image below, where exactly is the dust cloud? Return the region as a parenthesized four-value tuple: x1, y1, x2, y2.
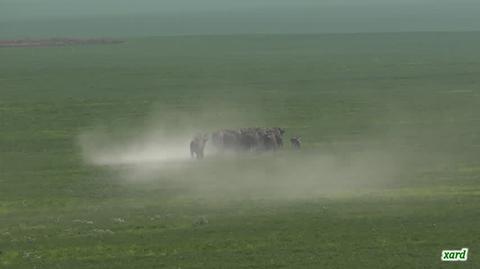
(78, 112, 406, 200)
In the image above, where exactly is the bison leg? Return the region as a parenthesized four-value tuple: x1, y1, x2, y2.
(190, 143, 196, 158)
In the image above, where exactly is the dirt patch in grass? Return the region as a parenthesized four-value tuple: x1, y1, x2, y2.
(0, 38, 124, 48)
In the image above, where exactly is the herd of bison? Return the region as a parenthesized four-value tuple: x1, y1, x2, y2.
(190, 128, 301, 159)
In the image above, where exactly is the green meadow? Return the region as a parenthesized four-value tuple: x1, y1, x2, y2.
(1, 32, 480, 268)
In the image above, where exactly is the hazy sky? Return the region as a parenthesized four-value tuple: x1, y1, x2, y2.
(2, 0, 479, 18)
(1, 0, 480, 37)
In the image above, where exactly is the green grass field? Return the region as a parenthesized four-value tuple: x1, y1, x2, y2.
(1, 32, 480, 268)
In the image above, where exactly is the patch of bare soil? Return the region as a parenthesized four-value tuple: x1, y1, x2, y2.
(0, 38, 124, 48)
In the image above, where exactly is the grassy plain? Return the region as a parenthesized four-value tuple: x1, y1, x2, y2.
(1, 32, 480, 268)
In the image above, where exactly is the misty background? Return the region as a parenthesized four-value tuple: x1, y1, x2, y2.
(2, 0, 480, 38)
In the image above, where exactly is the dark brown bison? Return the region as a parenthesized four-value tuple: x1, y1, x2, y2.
(194, 127, 285, 159)
(290, 136, 301, 150)
(268, 127, 285, 149)
(261, 131, 278, 151)
(190, 134, 208, 159)
(211, 129, 242, 151)
(239, 128, 263, 151)
(212, 127, 285, 152)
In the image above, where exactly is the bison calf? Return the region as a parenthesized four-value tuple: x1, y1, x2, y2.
(290, 136, 301, 150)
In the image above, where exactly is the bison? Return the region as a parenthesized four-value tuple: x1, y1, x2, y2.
(190, 134, 209, 159)
(212, 127, 285, 152)
(211, 129, 242, 151)
(290, 136, 301, 150)
(191, 127, 288, 159)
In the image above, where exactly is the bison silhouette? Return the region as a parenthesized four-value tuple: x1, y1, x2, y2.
(190, 134, 209, 159)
